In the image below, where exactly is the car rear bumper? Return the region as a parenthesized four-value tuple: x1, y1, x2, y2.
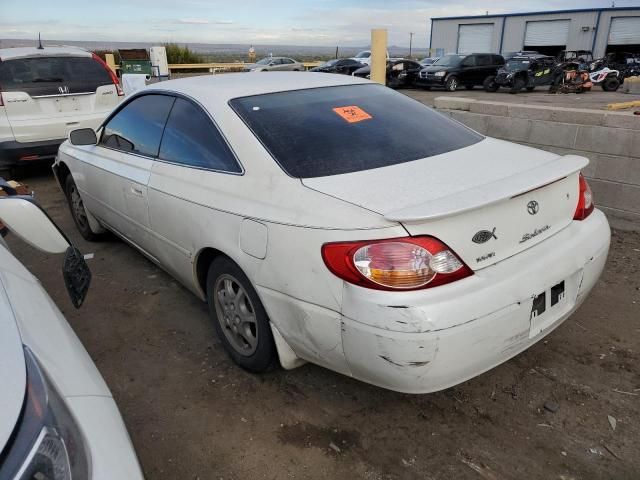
(265, 210, 610, 393)
(65, 395, 145, 479)
(0, 138, 65, 168)
(340, 210, 610, 393)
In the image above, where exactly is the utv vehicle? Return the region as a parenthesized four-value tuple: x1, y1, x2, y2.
(556, 50, 594, 65)
(484, 55, 557, 93)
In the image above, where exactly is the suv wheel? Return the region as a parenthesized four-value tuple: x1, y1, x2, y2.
(509, 77, 526, 94)
(444, 76, 459, 92)
(207, 257, 276, 372)
(65, 175, 103, 241)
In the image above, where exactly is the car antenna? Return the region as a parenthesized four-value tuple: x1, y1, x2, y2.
(37, 32, 44, 50)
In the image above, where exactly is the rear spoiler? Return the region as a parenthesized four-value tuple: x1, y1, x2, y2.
(384, 155, 588, 222)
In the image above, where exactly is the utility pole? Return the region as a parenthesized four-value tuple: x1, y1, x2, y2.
(409, 32, 414, 58)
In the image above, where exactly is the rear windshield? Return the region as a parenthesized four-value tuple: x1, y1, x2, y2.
(0, 56, 112, 96)
(230, 84, 482, 178)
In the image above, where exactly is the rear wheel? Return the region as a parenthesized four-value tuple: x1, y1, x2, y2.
(509, 77, 526, 94)
(444, 75, 459, 92)
(602, 76, 620, 92)
(207, 257, 276, 373)
(483, 76, 499, 92)
(65, 175, 102, 241)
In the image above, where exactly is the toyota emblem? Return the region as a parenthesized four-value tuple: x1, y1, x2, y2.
(527, 200, 539, 215)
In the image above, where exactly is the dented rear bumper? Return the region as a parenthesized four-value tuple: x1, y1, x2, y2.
(340, 210, 610, 393)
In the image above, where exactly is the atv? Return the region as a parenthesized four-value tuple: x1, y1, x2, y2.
(484, 55, 557, 93)
(549, 63, 593, 94)
(589, 66, 622, 91)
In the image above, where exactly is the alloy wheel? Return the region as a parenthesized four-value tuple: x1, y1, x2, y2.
(213, 274, 258, 356)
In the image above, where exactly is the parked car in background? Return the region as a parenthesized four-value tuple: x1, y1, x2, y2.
(352, 59, 422, 88)
(0, 46, 123, 178)
(484, 55, 557, 93)
(310, 58, 364, 75)
(416, 53, 505, 91)
(55, 73, 609, 394)
(349, 50, 389, 65)
(243, 57, 304, 72)
(0, 190, 144, 479)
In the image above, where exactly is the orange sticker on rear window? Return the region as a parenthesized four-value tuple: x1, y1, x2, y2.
(332, 106, 373, 123)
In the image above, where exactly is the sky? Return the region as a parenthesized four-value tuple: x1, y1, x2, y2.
(2, 0, 639, 48)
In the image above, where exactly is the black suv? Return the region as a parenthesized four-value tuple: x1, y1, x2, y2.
(416, 53, 505, 91)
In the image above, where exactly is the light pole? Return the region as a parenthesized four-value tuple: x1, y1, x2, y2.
(409, 32, 414, 59)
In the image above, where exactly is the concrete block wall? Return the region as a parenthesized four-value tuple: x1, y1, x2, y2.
(434, 97, 640, 230)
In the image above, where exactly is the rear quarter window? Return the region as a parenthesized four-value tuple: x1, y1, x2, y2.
(230, 84, 483, 178)
(0, 56, 112, 96)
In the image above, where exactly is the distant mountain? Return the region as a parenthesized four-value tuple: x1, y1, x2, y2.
(0, 38, 425, 59)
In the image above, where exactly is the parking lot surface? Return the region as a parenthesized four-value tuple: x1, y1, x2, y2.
(8, 170, 640, 480)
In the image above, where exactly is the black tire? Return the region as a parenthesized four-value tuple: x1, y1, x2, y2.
(65, 175, 102, 241)
(464, 84, 474, 90)
(602, 77, 620, 92)
(444, 75, 459, 92)
(206, 256, 276, 373)
(483, 76, 499, 92)
(526, 86, 535, 92)
(509, 77, 526, 94)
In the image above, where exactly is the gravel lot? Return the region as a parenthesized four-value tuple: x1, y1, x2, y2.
(7, 157, 640, 479)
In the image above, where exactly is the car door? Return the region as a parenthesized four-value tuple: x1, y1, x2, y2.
(147, 97, 243, 286)
(474, 55, 493, 84)
(271, 58, 285, 71)
(458, 55, 476, 84)
(82, 94, 174, 255)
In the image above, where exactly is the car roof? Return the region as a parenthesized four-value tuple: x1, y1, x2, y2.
(0, 46, 91, 61)
(144, 72, 371, 103)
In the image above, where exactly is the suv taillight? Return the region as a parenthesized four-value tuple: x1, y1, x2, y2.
(321, 236, 473, 291)
(573, 173, 594, 221)
(91, 53, 124, 96)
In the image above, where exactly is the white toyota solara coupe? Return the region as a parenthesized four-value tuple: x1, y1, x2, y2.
(54, 73, 610, 394)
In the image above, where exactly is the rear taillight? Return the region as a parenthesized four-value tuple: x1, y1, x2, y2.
(92, 53, 124, 96)
(573, 173, 594, 221)
(321, 236, 473, 291)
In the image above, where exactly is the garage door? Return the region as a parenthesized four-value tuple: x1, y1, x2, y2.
(458, 24, 493, 54)
(524, 20, 570, 46)
(608, 17, 640, 45)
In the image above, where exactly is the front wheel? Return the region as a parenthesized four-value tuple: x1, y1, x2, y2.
(483, 76, 499, 92)
(602, 77, 620, 92)
(65, 175, 103, 241)
(207, 257, 276, 372)
(444, 75, 459, 92)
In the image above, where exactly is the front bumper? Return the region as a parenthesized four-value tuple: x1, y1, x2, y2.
(340, 210, 610, 393)
(66, 395, 145, 479)
(415, 74, 446, 86)
(0, 138, 65, 168)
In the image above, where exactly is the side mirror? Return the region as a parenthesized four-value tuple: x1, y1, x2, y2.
(0, 197, 91, 308)
(69, 128, 97, 146)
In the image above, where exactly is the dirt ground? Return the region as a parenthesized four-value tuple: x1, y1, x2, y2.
(6, 168, 640, 480)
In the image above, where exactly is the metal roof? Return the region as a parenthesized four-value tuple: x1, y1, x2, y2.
(432, 6, 640, 21)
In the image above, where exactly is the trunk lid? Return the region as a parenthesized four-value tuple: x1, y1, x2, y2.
(302, 138, 586, 269)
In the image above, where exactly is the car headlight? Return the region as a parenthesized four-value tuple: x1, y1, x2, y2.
(0, 347, 90, 480)
(434, 71, 446, 77)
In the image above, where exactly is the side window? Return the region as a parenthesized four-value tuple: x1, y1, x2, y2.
(159, 98, 241, 173)
(101, 95, 175, 157)
(461, 56, 476, 67)
(283, 58, 294, 64)
(476, 55, 491, 66)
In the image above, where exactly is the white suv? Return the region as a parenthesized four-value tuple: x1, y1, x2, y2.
(0, 46, 123, 176)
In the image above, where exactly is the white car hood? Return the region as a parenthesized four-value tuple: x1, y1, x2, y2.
(0, 253, 26, 454)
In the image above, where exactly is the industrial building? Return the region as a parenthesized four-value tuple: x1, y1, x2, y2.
(429, 7, 640, 58)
